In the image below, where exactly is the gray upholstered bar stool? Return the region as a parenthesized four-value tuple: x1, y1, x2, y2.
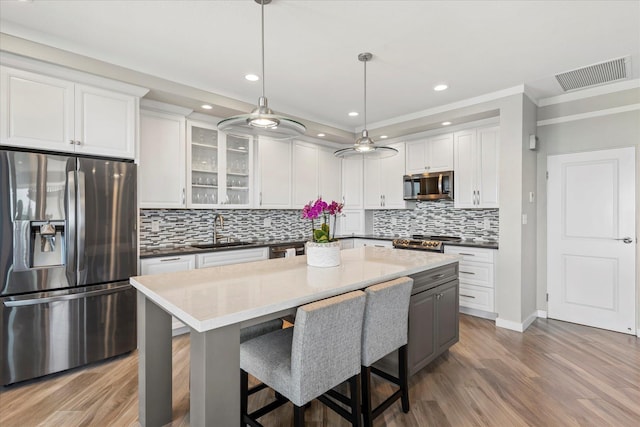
(360, 277, 413, 426)
(240, 290, 366, 427)
(240, 318, 284, 396)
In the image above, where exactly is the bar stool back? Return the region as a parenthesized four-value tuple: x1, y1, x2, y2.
(361, 277, 413, 426)
(241, 290, 366, 427)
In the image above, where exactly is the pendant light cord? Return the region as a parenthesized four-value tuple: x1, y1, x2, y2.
(363, 57, 367, 131)
(261, 0, 266, 99)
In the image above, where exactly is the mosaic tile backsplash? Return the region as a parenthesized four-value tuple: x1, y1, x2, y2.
(371, 200, 499, 241)
(140, 201, 499, 249)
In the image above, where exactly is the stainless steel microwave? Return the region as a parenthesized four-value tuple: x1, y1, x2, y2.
(403, 171, 454, 201)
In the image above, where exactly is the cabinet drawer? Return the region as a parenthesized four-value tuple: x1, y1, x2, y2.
(140, 255, 196, 275)
(458, 260, 493, 288)
(444, 246, 495, 263)
(196, 247, 268, 268)
(459, 284, 494, 312)
(410, 263, 459, 294)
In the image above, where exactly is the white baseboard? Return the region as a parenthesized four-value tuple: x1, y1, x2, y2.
(460, 306, 498, 320)
(637, 328, 640, 338)
(537, 310, 548, 318)
(495, 311, 538, 333)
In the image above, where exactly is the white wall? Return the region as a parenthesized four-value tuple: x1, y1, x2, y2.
(535, 89, 640, 333)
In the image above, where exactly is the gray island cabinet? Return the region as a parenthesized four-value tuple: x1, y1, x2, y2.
(376, 262, 459, 376)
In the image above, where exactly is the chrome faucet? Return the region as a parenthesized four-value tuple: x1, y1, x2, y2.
(213, 214, 224, 244)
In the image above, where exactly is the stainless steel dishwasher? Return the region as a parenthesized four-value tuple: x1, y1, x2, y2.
(269, 243, 305, 259)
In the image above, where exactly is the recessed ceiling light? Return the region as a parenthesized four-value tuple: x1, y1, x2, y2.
(245, 74, 260, 81)
(317, 133, 326, 137)
(380, 135, 388, 139)
(348, 112, 359, 117)
(201, 104, 213, 110)
(434, 84, 448, 91)
(442, 121, 452, 126)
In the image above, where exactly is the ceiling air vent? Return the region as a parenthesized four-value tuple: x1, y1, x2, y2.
(555, 56, 630, 92)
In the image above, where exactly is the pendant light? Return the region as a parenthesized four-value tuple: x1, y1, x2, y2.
(334, 52, 398, 158)
(217, 0, 306, 140)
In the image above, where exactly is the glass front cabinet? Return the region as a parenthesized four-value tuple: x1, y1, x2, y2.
(186, 120, 253, 208)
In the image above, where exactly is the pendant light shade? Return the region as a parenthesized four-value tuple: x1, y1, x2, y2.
(334, 52, 398, 158)
(218, 0, 306, 140)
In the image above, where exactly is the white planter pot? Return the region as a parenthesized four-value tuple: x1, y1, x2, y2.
(305, 241, 341, 268)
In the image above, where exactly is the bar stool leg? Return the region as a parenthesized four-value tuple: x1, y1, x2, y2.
(349, 374, 363, 427)
(361, 366, 373, 427)
(293, 404, 305, 427)
(241, 370, 249, 427)
(399, 345, 410, 413)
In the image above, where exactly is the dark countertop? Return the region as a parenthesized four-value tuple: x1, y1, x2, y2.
(140, 235, 497, 259)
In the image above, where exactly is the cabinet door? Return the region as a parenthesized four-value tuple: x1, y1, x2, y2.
(339, 209, 364, 235)
(363, 157, 382, 209)
(435, 281, 459, 353)
(476, 126, 499, 208)
(428, 133, 454, 172)
(140, 255, 195, 275)
(317, 147, 342, 203)
(74, 84, 136, 159)
(408, 288, 436, 374)
(139, 110, 186, 208)
(224, 133, 253, 207)
(405, 141, 427, 174)
(0, 66, 75, 153)
(380, 142, 406, 208)
(257, 138, 292, 208)
(341, 156, 363, 209)
(292, 142, 319, 208)
(187, 121, 220, 207)
(453, 129, 476, 208)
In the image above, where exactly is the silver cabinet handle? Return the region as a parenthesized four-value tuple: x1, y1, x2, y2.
(160, 257, 181, 262)
(430, 273, 445, 280)
(459, 252, 475, 256)
(182, 188, 185, 204)
(69, 140, 75, 145)
(460, 294, 476, 299)
(460, 271, 476, 275)
(383, 194, 386, 206)
(614, 237, 633, 244)
(259, 192, 262, 206)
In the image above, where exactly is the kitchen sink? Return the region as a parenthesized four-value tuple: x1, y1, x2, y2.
(191, 241, 255, 250)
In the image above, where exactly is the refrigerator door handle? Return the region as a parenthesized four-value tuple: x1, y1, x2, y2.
(66, 170, 77, 279)
(77, 170, 86, 273)
(3, 284, 132, 307)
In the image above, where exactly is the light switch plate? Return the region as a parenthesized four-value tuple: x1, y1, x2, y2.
(264, 217, 272, 227)
(529, 191, 535, 203)
(151, 220, 160, 232)
(484, 218, 491, 230)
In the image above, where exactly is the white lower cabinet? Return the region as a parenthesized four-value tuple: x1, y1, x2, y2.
(196, 247, 268, 268)
(353, 238, 393, 248)
(140, 255, 196, 332)
(339, 238, 354, 250)
(444, 245, 496, 317)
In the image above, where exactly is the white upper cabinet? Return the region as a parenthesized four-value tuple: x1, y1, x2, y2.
(453, 126, 499, 208)
(292, 141, 319, 208)
(405, 133, 454, 175)
(256, 138, 292, 208)
(73, 84, 136, 158)
(0, 66, 139, 159)
(139, 109, 187, 208)
(341, 156, 363, 209)
(317, 146, 342, 203)
(187, 120, 253, 208)
(364, 142, 406, 209)
(292, 142, 342, 208)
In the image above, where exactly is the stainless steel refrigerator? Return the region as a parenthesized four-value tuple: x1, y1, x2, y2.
(0, 149, 137, 385)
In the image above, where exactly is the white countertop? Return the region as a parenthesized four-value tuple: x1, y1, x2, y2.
(130, 247, 460, 333)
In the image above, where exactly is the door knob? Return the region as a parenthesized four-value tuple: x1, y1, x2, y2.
(615, 237, 633, 244)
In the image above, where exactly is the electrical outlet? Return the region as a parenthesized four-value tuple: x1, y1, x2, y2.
(391, 217, 397, 226)
(264, 217, 272, 227)
(483, 218, 491, 230)
(151, 220, 160, 232)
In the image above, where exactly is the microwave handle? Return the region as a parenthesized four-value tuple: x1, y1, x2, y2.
(438, 174, 443, 194)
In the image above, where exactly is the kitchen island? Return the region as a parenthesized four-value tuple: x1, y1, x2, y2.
(130, 246, 460, 427)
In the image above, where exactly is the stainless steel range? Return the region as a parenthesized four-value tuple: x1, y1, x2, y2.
(392, 235, 462, 253)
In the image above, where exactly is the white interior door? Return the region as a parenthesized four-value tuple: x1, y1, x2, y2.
(547, 147, 636, 334)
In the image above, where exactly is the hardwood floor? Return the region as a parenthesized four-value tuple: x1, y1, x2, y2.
(1, 314, 639, 426)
